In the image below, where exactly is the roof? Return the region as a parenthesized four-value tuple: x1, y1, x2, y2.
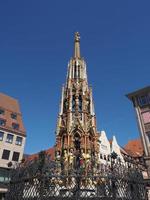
(120, 147, 129, 155)
(124, 139, 144, 157)
(26, 147, 55, 161)
(0, 93, 26, 135)
(126, 86, 150, 101)
(0, 93, 21, 114)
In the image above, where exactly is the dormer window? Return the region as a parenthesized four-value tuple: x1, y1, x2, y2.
(12, 123, 19, 130)
(0, 109, 5, 115)
(11, 113, 17, 120)
(0, 119, 6, 126)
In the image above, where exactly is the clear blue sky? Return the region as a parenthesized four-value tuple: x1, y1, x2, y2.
(0, 1, 150, 154)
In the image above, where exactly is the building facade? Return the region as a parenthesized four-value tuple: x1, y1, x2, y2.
(0, 93, 26, 199)
(127, 86, 150, 175)
(99, 131, 124, 164)
(55, 33, 99, 172)
(98, 131, 111, 164)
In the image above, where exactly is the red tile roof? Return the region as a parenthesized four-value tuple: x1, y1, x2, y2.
(0, 93, 21, 113)
(0, 93, 26, 136)
(46, 147, 55, 160)
(25, 147, 55, 162)
(124, 139, 144, 157)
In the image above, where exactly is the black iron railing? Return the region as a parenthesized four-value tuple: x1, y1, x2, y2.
(6, 152, 149, 200)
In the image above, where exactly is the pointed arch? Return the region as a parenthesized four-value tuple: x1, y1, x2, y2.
(73, 129, 81, 151)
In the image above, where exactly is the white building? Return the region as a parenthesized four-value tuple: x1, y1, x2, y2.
(98, 130, 111, 164)
(98, 131, 124, 164)
(110, 135, 124, 162)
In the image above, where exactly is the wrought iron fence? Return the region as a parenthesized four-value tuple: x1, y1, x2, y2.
(6, 151, 148, 200)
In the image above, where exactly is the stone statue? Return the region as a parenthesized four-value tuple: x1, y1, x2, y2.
(63, 149, 68, 171)
(80, 149, 86, 169)
(68, 148, 74, 169)
(75, 32, 80, 42)
(85, 150, 91, 170)
(56, 151, 61, 162)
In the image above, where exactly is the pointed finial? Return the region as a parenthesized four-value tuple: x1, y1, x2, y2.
(75, 32, 80, 42)
(74, 32, 80, 58)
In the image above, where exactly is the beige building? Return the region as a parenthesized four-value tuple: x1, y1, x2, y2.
(0, 93, 26, 199)
(127, 86, 150, 175)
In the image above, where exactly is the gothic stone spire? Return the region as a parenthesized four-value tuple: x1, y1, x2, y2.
(55, 33, 99, 172)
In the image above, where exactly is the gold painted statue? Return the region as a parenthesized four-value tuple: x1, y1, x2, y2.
(68, 148, 74, 169)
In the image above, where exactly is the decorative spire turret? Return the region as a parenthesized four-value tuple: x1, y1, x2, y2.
(66, 32, 87, 84)
(74, 32, 80, 58)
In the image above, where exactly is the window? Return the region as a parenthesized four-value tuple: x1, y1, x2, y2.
(100, 154, 103, 159)
(63, 99, 68, 112)
(6, 134, 14, 143)
(98, 139, 101, 144)
(11, 113, 17, 120)
(0, 119, 6, 126)
(0, 168, 10, 182)
(101, 144, 107, 150)
(78, 65, 80, 78)
(16, 136, 22, 146)
(142, 112, 150, 124)
(12, 123, 19, 130)
(0, 109, 5, 115)
(147, 132, 150, 143)
(138, 95, 150, 106)
(72, 95, 76, 112)
(79, 95, 82, 112)
(74, 65, 77, 78)
(2, 150, 10, 160)
(0, 131, 4, 141)
(12, 152, 20, 162)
